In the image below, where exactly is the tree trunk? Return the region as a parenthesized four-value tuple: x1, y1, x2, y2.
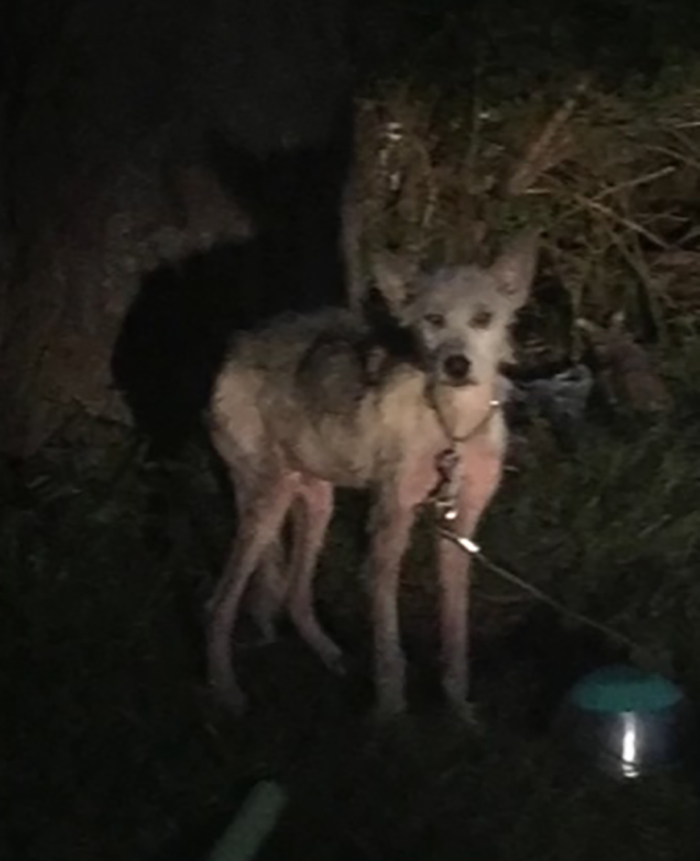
(0, 0, 353, 458)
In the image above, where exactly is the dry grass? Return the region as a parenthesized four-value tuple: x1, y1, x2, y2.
(4, 341, 700, 859)
(351, 66, 700, 356)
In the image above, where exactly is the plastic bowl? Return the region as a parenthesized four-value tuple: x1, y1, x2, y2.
(557, 664, 688, 780)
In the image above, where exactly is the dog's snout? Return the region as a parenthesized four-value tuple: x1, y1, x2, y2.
(443, 354, 471, 383)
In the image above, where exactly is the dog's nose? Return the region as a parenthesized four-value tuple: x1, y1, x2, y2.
(443, 354, 471, 383)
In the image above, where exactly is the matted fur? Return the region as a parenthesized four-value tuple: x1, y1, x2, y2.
(207, 231, 539, 718)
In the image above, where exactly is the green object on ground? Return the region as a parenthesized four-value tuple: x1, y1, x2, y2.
(207, 780, 288, 861)
(568, 664, 683, 714)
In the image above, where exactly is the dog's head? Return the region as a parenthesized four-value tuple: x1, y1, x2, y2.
(373, 231, 539, 387)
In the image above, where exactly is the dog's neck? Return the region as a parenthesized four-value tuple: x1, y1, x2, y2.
(427, 376, 505, 444)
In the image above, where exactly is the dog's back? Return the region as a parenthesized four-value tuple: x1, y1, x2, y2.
(210, 307, 428, 486)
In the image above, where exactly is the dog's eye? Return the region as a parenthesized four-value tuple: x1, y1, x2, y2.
(471, 309, 493, 328)
(424, 313, 445, 328)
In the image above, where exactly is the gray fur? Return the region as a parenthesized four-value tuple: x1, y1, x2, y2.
(206, 230, 539, 719)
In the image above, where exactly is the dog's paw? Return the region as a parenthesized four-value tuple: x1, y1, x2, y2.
(297, 627, 346, 675)
(314, 643, 346, 676)
(209, 676, 249, 717)
(373, 697, 408, 725)
(449, 699, 484, 734)
(251, 622, 278, 647)
(325, 653, 347, 676)
(222, 690, 249, 718)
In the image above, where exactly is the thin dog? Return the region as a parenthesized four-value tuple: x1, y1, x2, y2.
(206, 231, 539, 719)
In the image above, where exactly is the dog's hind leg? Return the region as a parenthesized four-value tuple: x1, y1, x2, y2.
(436, 447, 503, 722)
(286, 481, 344, 673)
(207, 471, 298, 713)
(249, 539, 288, 644)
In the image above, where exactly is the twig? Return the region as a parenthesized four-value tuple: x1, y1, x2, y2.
(552, 166, 675, 229)
(589, 201, 666, 341)
(592, 165, 677, 202)
(573, 194, 669, 249)
(669, 120, 700, 130)
(506, 73, 591, 196)
(666, 126, 700, 160)
(625, 229, 668, 340)
(643, 144, 700, 173)
(465, 22, 485, 196)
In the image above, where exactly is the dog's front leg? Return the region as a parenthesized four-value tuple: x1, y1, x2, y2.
(436, 446, 503, 721)
(368, 492, 417, 719)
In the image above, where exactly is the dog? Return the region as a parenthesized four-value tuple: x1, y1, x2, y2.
(206, 230, 539, 719)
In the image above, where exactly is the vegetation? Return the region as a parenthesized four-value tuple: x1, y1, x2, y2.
(5, 349, 700, 859)
(6, 0, 700, 858)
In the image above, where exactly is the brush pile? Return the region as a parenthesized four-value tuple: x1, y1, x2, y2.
(351, 69, 700, 415)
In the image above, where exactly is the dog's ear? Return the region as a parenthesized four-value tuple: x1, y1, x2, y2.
(371, 252, 418, 316)
(490, 229, 539, 308)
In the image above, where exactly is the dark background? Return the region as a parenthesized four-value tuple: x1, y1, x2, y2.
(3, 1, 700, 860)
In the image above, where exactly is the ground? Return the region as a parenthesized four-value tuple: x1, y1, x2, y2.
(4, 345, 700, 861)
(5, 2, 700, 857)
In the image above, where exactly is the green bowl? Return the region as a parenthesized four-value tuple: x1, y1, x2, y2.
(558, 664, 688, 779)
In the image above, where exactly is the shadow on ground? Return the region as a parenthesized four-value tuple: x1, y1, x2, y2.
(5, 368, 700, 860)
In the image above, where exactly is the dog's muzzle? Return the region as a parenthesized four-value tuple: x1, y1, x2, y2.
(442, 354, 472, 386)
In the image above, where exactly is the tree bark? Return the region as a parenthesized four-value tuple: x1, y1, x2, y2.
(0, 0, 353, 458)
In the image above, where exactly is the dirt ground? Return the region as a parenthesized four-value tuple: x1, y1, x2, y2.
(4, 348, 700, 860)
